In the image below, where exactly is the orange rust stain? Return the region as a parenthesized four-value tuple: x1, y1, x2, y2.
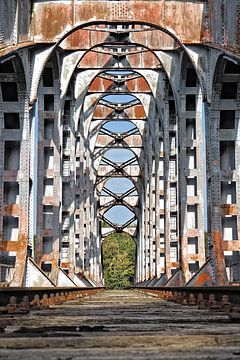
(61, 29, 91, 49)
(137, 77, 151, 92)
(3, 204, 20, 215)
(39, 231, 60, 279)
(78, 51, 112, 69)
(61, 262, 71, 268)
(212, 230, 228, 285)
(33, 4, 72, 41)
(88, 77, 102, 92)
(221, 204, 237, 215)
(88, 77, 113, 92)
(61, 29, 108, 50)
(128, 53, 140, 68)
(134, 105, 146, 118)
(94, 105, 113, 118)
(194, 272, 214, 286)
(189, 254, 199, 262)
(0, 241, 19, 252)
(0, 231, 28, 286)
(134, 29, 177, 50)
(41, 254, 54, 262)
(164, 2, 204, 43)
(125, 81, 136, 93)
(32, 1, 207, 45)
(181, 255, 189, 279)
(143, 51, 160, 68)
(222, 241, 240, 252)
(126, 77, 151, 93)
(74, 2, 111, 24)
(79, 51, 98, 68)
(132, 31, 148, 48)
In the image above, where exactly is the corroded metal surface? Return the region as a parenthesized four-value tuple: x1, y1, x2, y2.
(31, 1, 207, 45)
(1, 1, 240, 56)
(0, 287, 104, 308)
(137, 286, 240, 307)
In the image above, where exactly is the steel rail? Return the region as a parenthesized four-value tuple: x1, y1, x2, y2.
(134, 286, 240, 319)
(0, 287, 105, 313)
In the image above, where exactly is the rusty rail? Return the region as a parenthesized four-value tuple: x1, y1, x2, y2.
(0, 287, 105, 314)
(135, 286, 240, 320)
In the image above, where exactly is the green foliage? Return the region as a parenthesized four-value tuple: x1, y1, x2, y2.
(101, 220, 110, 228)
(102, 232, 136, 289)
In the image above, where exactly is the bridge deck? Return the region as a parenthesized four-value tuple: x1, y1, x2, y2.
(0, 289, 240, 359)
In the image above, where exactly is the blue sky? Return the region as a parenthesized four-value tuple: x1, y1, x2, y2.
(102, 94, 136, 104)
(103, 177, 136, 195)
(103, 120, 135, 133)
(104, 148, 136, 164)
(101, 93, 139, 225)
(104, 205, 135, 226)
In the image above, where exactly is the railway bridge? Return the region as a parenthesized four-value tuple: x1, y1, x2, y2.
(0, 0, 240, 289)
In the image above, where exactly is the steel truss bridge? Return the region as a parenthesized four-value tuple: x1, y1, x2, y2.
(0, 1, 240, 290)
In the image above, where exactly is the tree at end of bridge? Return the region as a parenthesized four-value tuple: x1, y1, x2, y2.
(102, 233, 136, 289)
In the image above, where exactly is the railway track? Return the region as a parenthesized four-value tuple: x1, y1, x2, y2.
(135, 286, 240, 320)
(0, 287, 105, 314)
(1, 289, 240, 359)
(1, 285, 240, 321)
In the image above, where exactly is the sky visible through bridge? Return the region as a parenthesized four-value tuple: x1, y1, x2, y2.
(99, 92, 139, 227)
(32, 91, 207, 230)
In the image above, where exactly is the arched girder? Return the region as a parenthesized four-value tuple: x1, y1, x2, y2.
(90, 110, 146, 138)
(99, 198, 138, 218)
(103, 147, 139, 163)
(101, 185, 138, 202)
(81, 69, 172, 144)
(34, 18, 200, 56)
(95, 129, 142, 149)
(76, 53, 177, 145)
(91, 118, 149, 168)
(76, 41, 163, 70)
(29, 19, 204, 104)
(63, 58, 153, 103)
(95, 147, 141, 179)
(68, 43, 209, 144)
(96, 166, 141, 186)
(91, 71, 152, 94)
(84, 93, 149, 155)
(99, 180, 139, 215)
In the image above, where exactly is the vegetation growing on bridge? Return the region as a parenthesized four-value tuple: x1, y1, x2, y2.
(102, 233, 136, 289)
